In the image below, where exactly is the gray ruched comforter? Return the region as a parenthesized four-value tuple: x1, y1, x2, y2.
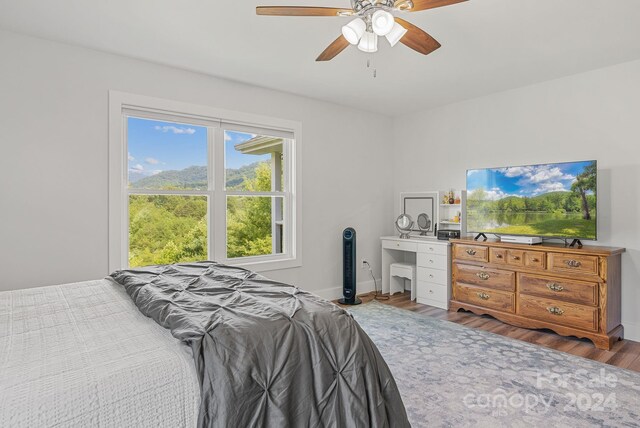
(110, 262, 409, 428)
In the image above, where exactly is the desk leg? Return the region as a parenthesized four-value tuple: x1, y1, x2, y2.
(382, 248, 390, 295)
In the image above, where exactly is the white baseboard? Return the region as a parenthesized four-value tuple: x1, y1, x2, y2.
(622, 320, 640, 342)
(314, 278, 381, 301)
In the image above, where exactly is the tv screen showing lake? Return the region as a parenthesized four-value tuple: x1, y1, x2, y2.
(466, 160, 597, 240)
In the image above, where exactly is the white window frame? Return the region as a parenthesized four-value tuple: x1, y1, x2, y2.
(108, 91, 302, 273)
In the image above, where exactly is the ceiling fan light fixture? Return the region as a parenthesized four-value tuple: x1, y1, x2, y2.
(357, 31, 378, 53)
(385, 21, 408, 47)
(341, 18, 366, 45)
(371, 10, 395, 36)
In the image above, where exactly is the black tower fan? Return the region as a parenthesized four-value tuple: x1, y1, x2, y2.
(338, 227, 361, 305)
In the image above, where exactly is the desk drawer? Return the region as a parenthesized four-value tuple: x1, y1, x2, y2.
(417, 267, 448, 286)
(417, 253, 447, 270)
(417, 281, 448, 302)
(417, 242, 448, 256)
(382, 240, 418, 252)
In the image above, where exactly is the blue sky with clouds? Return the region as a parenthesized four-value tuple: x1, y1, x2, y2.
(467, 161, 594, 200)
(224, 130, 269, 169)
(127, 118, 269, 179)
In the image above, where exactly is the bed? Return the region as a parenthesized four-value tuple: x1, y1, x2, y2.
(0, 278, 200, 427)
(0, 262, 408, 427)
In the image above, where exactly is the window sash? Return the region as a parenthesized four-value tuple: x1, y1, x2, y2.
(122, 114, 294, 267)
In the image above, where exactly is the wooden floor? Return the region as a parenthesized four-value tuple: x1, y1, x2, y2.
(340, 291, 640, 373)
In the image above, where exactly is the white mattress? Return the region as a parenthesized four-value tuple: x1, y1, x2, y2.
(0, 279, 200, 427)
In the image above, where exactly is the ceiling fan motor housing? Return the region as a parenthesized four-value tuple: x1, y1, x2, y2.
(351, 0, 400, 15)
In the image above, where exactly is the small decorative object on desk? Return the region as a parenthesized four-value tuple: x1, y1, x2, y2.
(416, 213, 431, 236)
(395, 214, 413, 239)
(454, 195, 461, 204)
(448, 190, 455, 205)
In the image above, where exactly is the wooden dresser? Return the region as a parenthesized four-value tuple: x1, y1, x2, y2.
(449, 238, 625, 350)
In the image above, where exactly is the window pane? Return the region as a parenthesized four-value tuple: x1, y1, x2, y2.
(224, 130, 284, 191)
(129, 195, 208, 267)
(227, 196, 284, 258)
(128, 117, 208, 190)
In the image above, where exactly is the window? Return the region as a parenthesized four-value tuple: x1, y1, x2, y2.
(224, 129, 286, 259)
(109, 92, 301, 272)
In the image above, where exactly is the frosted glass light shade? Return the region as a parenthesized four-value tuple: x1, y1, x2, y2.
(341, 18, 366, 45)
(357, 31, 378, 53)
(385, 21, 408, 47)
(371, 10, 394, 36)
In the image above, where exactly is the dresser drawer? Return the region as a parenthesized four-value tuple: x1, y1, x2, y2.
(455, 283, 515, 313)
(417, 253, 447, 270)
(454, 244, 488, 263)
(506, 249, 546, 268)
(548, 253, 599, 276)
(518, 295, 598, 331)
(524, 251, 546, 270)
(489, 248, 508, 265)
(506, 249, 525, 267)
(454, 263, 515, 292)
(417, 242, 448, 256)
(519, 274, 598, 306)
(417, 281, 448, 302)
(382, 239, 418, 252)
(417, 267, 448, 286)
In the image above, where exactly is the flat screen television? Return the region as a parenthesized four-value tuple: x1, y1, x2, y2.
(466, 160, 597, 240)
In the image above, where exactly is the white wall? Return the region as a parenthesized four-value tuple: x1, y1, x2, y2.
(0, 30, 394, 296)
(393, 59, 640, 341)
(3, 29, 638, 339)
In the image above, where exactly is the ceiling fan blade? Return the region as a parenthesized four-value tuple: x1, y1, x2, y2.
(395, 18, 441, 55)
(316, 35, 350, 61)
(256, 6, 353, 17)
(404, 0, 468, 12)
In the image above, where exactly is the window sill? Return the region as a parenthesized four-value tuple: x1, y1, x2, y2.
(224, 256, 302, 273)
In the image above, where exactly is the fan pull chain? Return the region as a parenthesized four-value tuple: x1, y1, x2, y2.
(366, 55, 377, 78)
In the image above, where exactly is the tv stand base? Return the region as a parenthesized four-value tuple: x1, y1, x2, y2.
(568, 239, 583, 248)
(473, 233, 488, 241)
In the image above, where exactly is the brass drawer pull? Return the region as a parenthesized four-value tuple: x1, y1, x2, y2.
(565, 259, 582, 268)
(512, 256, 520, 261)
(547, 283, 564, 292)
(496, 254, 503, 259)
(476, 272, 490, 280)
(547, 306, 564, 316)
(532, 258, 540, 262)
(466, 249, 477, 256)
(477, 292, 490, 300)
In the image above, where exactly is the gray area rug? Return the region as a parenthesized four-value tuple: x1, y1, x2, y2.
(348, 301, 640, 427)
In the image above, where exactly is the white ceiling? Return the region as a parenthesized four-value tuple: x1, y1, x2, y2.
(1, 0, 640, 115)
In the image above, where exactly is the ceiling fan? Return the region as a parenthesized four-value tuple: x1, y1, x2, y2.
(256, 0, 467, 61)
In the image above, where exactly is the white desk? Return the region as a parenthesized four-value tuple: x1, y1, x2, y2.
(381, 235, 451, 310)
